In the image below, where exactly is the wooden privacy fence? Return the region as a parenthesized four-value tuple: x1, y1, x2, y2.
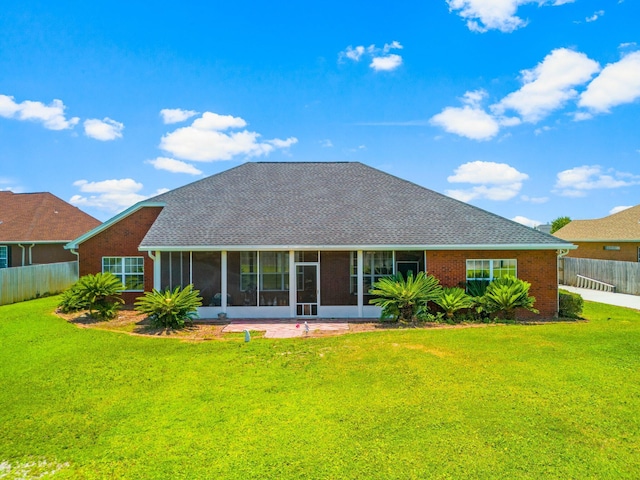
(0, 261, 78, 306)
(561, 257, 640, 295)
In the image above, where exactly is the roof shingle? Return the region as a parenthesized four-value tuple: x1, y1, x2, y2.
(139, 162, 570, 249)
(554, 205, 640, 241)
(0, 191, 100, 242)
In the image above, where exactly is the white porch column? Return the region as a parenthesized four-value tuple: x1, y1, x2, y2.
(153, 251, 161, 290)
(289, 250, 296, 318)
(357, 250, 364, 318)
(221, 251, 228, 311)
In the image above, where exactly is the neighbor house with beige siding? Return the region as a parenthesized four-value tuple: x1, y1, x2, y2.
(554, 205, 640, 262)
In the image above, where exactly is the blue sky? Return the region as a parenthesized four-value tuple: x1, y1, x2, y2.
(1, 1, 639, 225)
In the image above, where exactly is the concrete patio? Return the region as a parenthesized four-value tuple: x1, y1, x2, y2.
(221, 319, 356, 338)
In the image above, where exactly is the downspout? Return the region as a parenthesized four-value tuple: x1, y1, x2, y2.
(18, 244, 25, 266)
(27, 244, 35, 265)
(556, 249, 570, 316)
(69, 249, 80, 280)
(147, 251, 160, 291)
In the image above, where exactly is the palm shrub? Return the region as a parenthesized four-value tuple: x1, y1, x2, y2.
(435, 287, 475, 321)
(58, 272, 124, 319)
(57, 286, 87, 313)
(369, 271, 442, 324)
(135, 285, 203, 329)
(477, 276, 538, 321)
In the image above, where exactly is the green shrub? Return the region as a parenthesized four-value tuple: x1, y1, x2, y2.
(57, 287, 87, 313)
(134, 285, 203, 329)
(465, 280, 489, 298)
(369, 271, 443, 324)
(559, 290, 583, 318)
(435, 287, 475, 321)
(477, 276, 538, 321)
(58, 272, 124, 319)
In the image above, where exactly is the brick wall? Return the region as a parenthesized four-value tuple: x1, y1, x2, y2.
(78, 207, 163, 304)
(426, 249, 559, 319)
(566, 242, 640, 262)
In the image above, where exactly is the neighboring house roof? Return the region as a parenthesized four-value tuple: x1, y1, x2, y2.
(554, 205, 640, 242)
(131, 162, 572, 250)
(0, 191, 100, 243)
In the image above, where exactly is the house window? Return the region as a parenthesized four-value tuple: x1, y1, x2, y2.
(351, 251, 394, 295)
(102, 257, 144, 291)
(240, 252, 258, 292)
(0, 246, 7, 269)
(466, 259, 517, 285)
(260, 251, 289, 291)
(603, 246, 620, 251)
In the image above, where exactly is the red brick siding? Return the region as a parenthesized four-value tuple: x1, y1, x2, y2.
(426, 249, 558, 319)
(78, 207, 163, 304)
(31, 244, 77, 264)
(566, 242, 640, 262)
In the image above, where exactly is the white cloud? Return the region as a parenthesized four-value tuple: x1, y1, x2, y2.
(586, 10, 604, 22)
(534, 125, 552, 135)
(430, 105, 500, 140)
(554, 165, 640, 197)
(320, 139, 333, 148)
(512, 215, 542, 228)
(159, 112, 297, 162)
(0, 94, 79, 130)
(521, 195, 549, 204)
(341, 45, 366, 61)
(160, 108, 199, 124)
(370, 54, 403, 72)
(446, 161, 528, 201)
(70, 178, 167, 213)
(578, 52, 640, 114)
(446, 0, 575, 33)
(610, 205, 632, 215)
(447, 184, 523, 202)
(146, 157, 203, 175)
(448, 160, 528, 184)
(83, 117, 124, 141)
(493, 48, 600, 123)
(339, 41, 403, 72)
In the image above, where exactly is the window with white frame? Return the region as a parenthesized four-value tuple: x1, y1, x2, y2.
(350, 251, 394, 295)
(0, 246, 7, 269)
(240, 252, 258, 292)
(102, 257, 144, 291)
(260, 251, 289, 291)
(466, 259, 517, 285)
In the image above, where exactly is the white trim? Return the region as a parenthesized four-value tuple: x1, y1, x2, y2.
(2, 240, 74, 245)
(65, 201, 165, 250)
(357, 250, 363, 318)
(139, 242, 576, 252)
(289, 250, 296, 317)
(221, 251, 228, 311)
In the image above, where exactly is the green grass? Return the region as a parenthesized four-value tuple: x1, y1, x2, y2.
(0, 297, 639, 479)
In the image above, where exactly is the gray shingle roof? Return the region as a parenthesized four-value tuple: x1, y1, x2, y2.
(139, 162, 570, 249)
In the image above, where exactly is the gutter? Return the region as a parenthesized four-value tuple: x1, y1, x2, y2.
(138, 243, 577, 253)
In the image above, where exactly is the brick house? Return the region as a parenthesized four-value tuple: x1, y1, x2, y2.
(66, 162, 574, 319)
(0, 191, 100, 269)
(554, 205, 640, 262)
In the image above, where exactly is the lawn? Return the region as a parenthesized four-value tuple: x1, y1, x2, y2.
(0, 297, 639, 479)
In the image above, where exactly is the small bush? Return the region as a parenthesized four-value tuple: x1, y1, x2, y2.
(477, 276, 538, 320)
(58, 287, 87, 313)
(559, 290, 583, 318)
(435, 287, 475, 321)
(369, 272, 442, 324)
(58, 272, 124, 319)
(135, 285, 203, 329)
